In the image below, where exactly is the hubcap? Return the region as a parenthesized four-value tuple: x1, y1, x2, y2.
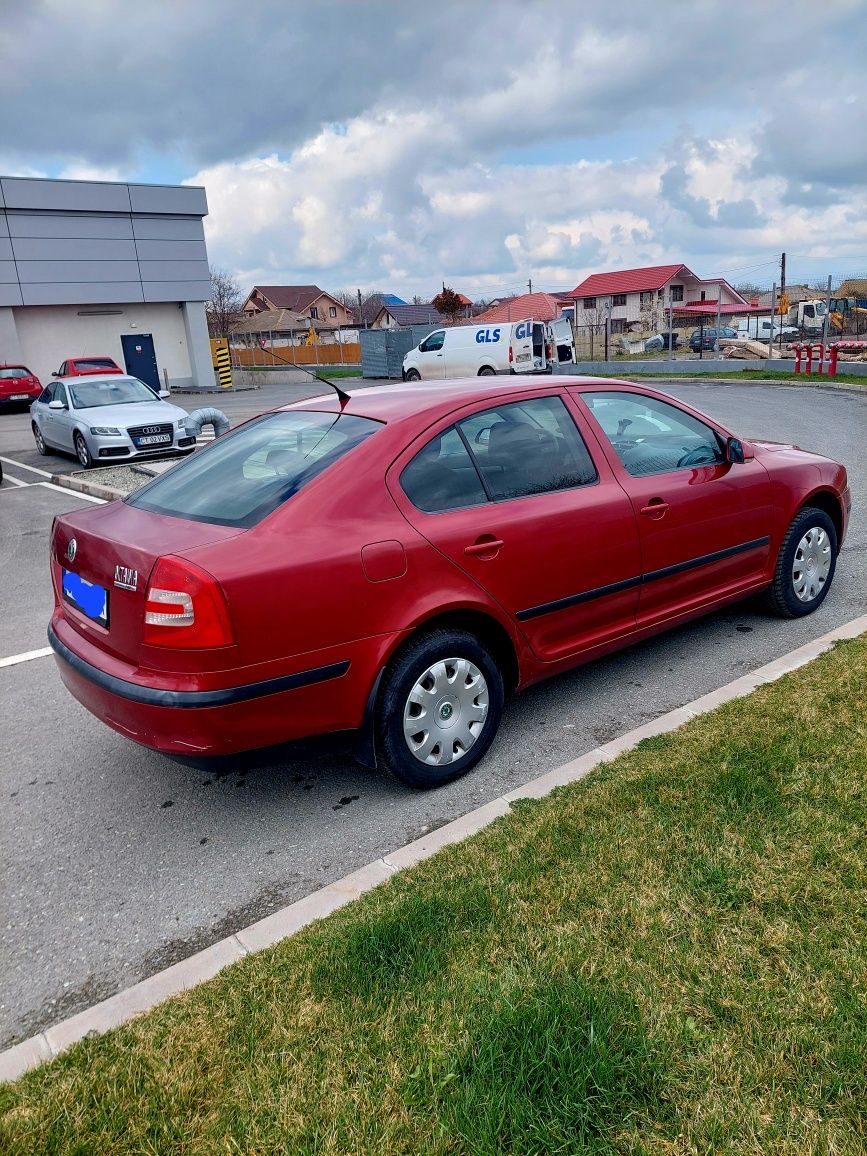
(792, 526, 831, 602)
(76, 437, 88, 466)
(403, 656, 489, 766)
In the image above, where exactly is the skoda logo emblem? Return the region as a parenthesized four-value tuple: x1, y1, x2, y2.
(67, 538, 77, 562)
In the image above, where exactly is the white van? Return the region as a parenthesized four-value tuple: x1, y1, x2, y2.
(737, 317, 799, 343)
(402, 317, 575, 381)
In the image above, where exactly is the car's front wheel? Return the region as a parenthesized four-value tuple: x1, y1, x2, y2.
(73, 432, 94, 469)
(32, 422, 50, 456)
(376, 629, 504, 788)
(764, 506, 837, 617)
(405, 369, 421, 382)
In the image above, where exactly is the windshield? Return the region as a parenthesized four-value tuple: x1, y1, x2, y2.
(128, 410, 382, 527)
(69, 378, 157, 408)
(74, 359, 119, 371)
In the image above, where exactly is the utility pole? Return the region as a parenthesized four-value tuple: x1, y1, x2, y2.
(356, 288, 363, 329)
(528, 278, 533, 294)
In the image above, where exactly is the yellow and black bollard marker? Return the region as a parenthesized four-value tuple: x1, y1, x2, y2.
(213, 342, 233, 389)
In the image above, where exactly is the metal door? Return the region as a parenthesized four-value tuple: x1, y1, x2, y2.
(121, 334, 160, 392)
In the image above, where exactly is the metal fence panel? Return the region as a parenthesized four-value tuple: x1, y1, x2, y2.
(360, 325, 438, 378)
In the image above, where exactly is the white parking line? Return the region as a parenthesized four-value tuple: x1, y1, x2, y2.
(1, 474, 28, 487)
(36, 482, 106, 504)
(0, 456, 53, 477)
(0, 647, 53, 669)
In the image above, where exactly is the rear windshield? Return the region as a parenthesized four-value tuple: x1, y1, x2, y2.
(128, 410, 381, 528)
(0, 367, 30, 379)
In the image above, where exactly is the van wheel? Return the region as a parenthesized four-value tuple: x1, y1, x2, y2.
(478, 366, 496, 376)
(376, 629, 504, 789)
(405, 369, 421, 382)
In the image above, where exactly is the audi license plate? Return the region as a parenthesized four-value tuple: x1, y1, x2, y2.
(136, 434, 171, 446)
(62, 569, 109, 627)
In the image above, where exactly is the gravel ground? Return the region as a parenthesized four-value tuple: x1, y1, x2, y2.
(63, 460, 178, 493)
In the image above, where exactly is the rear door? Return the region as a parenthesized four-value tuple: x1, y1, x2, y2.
(509, 319, 534, 373)
(389, 390, 641, 663)
(549, 316, 575, 364)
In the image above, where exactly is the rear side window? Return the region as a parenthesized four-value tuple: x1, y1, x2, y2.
(129, 410, 381, 527)
(400, 428, 488, 513)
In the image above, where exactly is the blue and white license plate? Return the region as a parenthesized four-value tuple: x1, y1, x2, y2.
(62, 569, 109, 627)
(135, 434, 171, 446)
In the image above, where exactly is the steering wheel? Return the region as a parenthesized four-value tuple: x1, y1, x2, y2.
(676, 444, 716, 468)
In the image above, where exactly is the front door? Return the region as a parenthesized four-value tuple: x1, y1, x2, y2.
(121, 333, 160, 393)
(415, 329, 446, 379)
(577, 389, 774, 626)
(390, 391, 642, 664)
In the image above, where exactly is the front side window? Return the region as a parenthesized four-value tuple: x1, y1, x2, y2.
(68, 378, 157, 409)
(129, 411, 382, 527)
(582, 391, 725, 477)
(419, 330, 445, 353)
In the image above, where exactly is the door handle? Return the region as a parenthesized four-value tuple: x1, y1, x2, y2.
(464, 537, 504, 557)
(640, 499, 669, 518)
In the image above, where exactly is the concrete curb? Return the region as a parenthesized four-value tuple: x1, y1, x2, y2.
(49, 473, 125, 501)
(3, 612, 866, 1085)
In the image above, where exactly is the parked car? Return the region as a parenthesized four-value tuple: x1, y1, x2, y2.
(688, 326, 738, 352)
(31, 374, 195, 469)
(53, 356, 123, 377)
(0, 364, 43, 409)
(644, 332, 679, 352)
(48, 377, 849, 788)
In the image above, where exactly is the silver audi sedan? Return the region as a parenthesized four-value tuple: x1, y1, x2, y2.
(31, 374, 196, 469)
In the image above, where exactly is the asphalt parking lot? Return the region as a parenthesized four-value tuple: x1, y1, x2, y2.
(1, 377, 865, 1050)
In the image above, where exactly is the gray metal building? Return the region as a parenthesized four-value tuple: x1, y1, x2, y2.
(0, 176, 214, 391)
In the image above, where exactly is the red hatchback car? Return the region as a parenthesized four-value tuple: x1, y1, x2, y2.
(0, 364, 43, 408)
(48, 378, 850, 788)
(54, 356, 123, 377)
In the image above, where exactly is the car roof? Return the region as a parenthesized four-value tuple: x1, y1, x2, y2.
(278, 375, 668, 423)
(55, 373, 142, 384)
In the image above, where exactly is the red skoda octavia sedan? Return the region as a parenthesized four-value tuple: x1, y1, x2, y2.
(49, 378, 850, 788)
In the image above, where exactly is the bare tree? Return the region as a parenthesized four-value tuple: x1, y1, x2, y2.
(206, 267, 244, 338)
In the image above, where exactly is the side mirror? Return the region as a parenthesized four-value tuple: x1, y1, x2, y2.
(52, 370, 60, 378)
(726, 436, 753, 463)
(158, 389, 170, 398)
(48, 399, 65, 410)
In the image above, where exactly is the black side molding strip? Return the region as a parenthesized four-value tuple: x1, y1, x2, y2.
(48, 626, 349, 709)
(517, 575, 642, 621)
(642, 536, 770, 584)
(517, 536, 770, 621)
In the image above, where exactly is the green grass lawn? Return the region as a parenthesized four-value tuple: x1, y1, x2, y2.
(3, 639, 866, 1154)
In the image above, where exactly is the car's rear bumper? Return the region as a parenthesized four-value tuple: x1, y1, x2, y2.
(49, 617, 400, 756)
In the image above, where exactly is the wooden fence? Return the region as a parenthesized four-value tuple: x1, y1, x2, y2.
(230, 343, 361, 367)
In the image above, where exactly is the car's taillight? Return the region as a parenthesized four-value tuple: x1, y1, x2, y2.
(143, 555, 234, 648)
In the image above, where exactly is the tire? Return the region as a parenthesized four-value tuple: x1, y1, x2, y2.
(376, 629, 504, 789)
(405, 369, 421, 382)
(74, 431, 94, 469)
(478, 366, 496, 376)
(32, 422, 50, 456)
(763, 507, 837, 618)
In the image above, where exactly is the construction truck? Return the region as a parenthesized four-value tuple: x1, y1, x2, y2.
(785, 299, 827, 336)
(829, 296, 867, 334)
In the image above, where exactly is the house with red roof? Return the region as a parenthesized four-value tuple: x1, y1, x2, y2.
(568, 265, 753, 333)
(473, 291, 572, 325)
(242, 285, 353, 328)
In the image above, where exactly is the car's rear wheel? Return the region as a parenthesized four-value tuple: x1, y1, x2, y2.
(74, 432, 94, 469)
(376, 629, 504, 788)
(405, 369, 421, 381)
(763, 506, 837, 618)
(32, 422, 50, 456)
(478, 366, 496, 376)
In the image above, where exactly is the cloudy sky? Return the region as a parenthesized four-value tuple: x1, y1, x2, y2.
(2, 0, 865, 300)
